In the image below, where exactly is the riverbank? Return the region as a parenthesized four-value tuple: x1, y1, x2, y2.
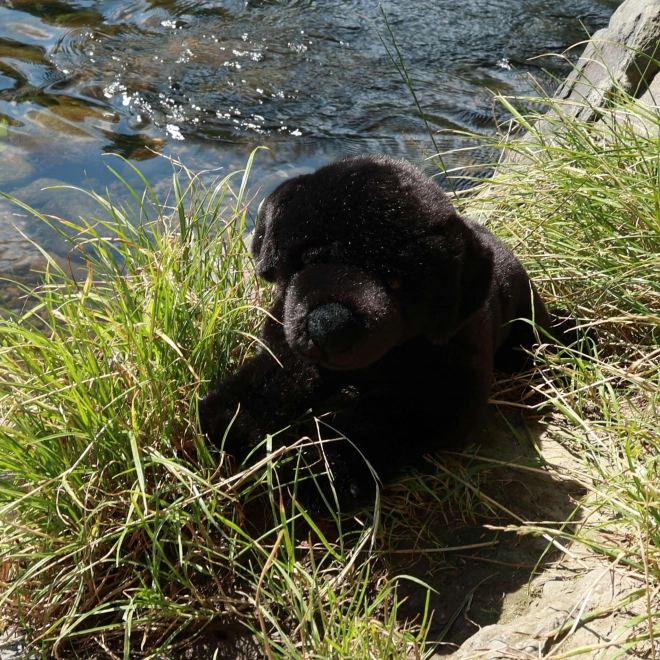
(445, 1, 660, 654)
(1, 1, 660, 657)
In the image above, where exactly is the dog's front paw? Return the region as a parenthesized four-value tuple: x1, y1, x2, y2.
(197, 385, 262, 460)
(289, 440, 380, 514)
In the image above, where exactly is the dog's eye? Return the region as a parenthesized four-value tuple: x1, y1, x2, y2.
(300, 248, 320, 265)
(388, 279, 403, 291)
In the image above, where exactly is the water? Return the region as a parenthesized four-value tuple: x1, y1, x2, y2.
(0, 0, 621, 276)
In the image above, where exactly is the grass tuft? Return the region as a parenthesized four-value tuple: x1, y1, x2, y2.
(457, 61, 660, 654)
(0, 152, 268, 655)
(0, 152, 437, 658)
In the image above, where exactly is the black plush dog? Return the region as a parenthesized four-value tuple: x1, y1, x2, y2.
(199, 155, 554, 508)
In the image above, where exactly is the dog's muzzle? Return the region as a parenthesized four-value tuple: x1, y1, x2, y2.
(306, 303, 360, 353)
(284, 263, 404, 370)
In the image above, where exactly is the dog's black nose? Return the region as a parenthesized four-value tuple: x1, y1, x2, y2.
(307, 303, 360, 353)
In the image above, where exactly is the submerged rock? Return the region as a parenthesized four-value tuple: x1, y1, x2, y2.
(27, 109, 97, 139)
(0, 146, 33, 183)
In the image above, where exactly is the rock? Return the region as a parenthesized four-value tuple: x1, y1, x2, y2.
(1, 176, 106, 225)
(445, 561, 645, 659)
(553, 0, 660, 122)
(537, 0, 660, 134)
(508, 0, 660, 155)
(49, 103, 118, 125)
(0, 632, 27, 660)
(27, 109, 96, 139)
(0, 146, 34, 184)
(0, 42, 48, 66)
(0, 177, 108, 278)
(608, 66, 660, 137)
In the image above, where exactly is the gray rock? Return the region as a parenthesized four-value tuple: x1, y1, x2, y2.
(443, 562, 645, 659)
(0, 633, 28, 660)
(553, 0, 660, 122)
(608, 62, 660, 136)
(506, 0, 660, 156)
(0, 146, 34, 184)
(556, 0, 660, 121)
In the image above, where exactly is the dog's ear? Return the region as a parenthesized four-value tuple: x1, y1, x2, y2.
(251, 197, 278, 282)
(455, 224, 494, 325)
(404, 218, 494, 344)
(252, 175, 307, 282)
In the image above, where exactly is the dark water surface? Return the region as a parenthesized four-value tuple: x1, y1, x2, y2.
(0, 0, 621, 272)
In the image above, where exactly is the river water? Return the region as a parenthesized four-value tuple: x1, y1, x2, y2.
(0, 0, 621, 278)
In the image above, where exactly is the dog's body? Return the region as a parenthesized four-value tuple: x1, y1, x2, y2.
(199, 155, 553, 507)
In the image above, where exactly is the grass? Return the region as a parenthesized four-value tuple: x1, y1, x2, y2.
(1, 53, 660, 659)
(0, 151, 454, 659)
(0, 151, 266, 655)
(456, 64, 660, 656)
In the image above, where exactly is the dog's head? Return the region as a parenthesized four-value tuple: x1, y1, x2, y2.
(252, 155, 494, 370)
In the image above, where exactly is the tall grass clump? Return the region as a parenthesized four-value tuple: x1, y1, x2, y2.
(0, 152, 433, 659)
(459, 67, 660, 648)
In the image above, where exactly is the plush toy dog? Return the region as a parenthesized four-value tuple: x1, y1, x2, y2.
(199, 155, 554, 508)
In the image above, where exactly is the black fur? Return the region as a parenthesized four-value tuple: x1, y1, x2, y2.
(198, 155, 554, 509)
